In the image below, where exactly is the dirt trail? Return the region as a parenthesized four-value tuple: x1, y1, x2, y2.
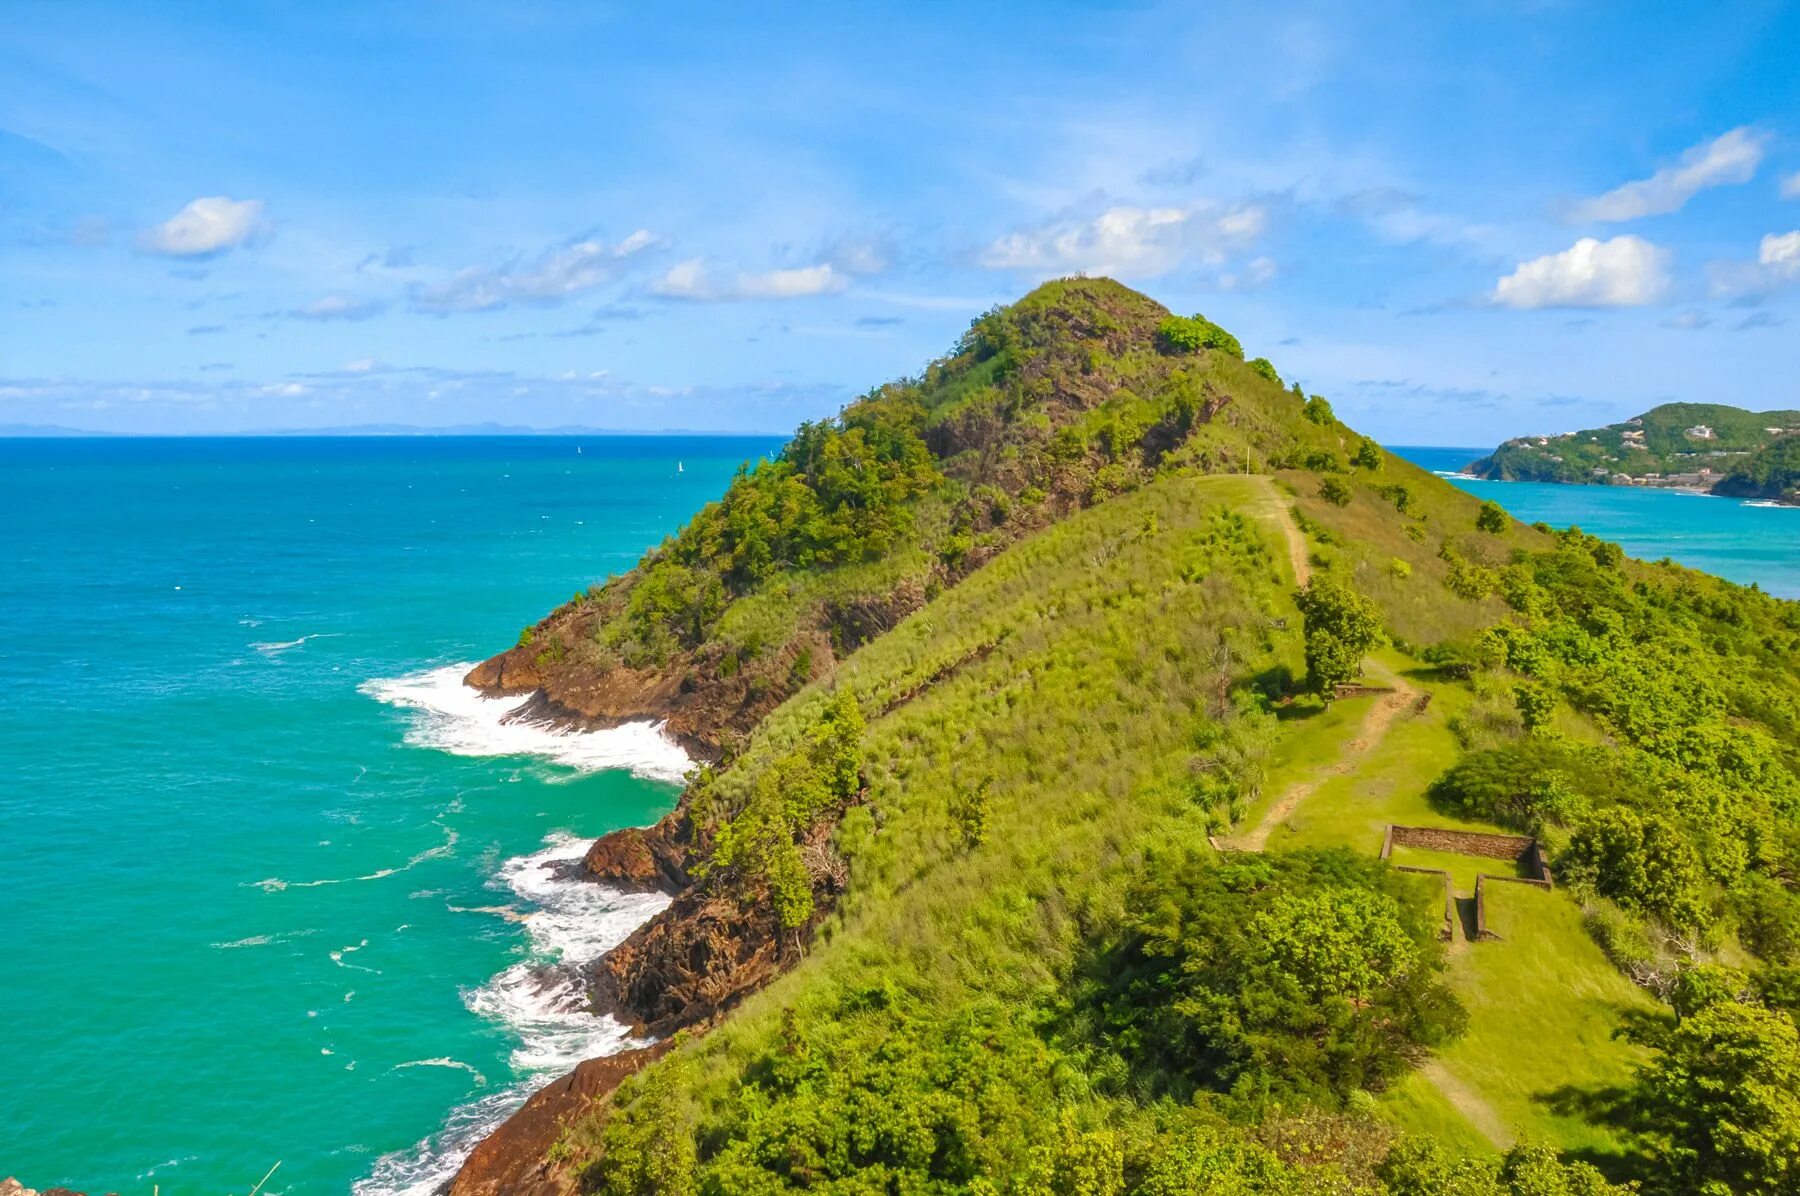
(1235, 658, 1420, 851)
(1228, 481, 1422, 850)
(1246, 476, 1312, 586)
(1239, 477, 1502, 1146)
(1418, 1060, 1514, 1149)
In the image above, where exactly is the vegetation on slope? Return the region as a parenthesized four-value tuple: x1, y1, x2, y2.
(468, 278, 1375, 750)
(1712, 435, 1800, 504)
(470, 279, 1800, 1196)
(1468, 402, 1800, 487)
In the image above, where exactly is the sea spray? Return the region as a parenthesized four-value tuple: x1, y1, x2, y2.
(362, 664, 693, 784)
(353, 832, 672, 1195)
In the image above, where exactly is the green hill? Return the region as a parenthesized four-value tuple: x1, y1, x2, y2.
(1712, 435, 1800, 504)
(453, 280, 1800, 1196)
(1468, 402, 1800, 489)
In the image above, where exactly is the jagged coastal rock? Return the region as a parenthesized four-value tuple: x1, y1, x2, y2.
(448, 1044, 672, 1196)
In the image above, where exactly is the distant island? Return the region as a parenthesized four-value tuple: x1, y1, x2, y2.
(1466, 402, 1800, 504)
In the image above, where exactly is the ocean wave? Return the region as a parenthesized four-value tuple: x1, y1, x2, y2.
(393, 1057, 488, 1085)
(352, 833, 671, 1196)
(252, 632, 342, 654)
(361, 663, 693, 784)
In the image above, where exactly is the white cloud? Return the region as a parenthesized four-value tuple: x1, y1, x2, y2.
(1568, 127, 1766, 222)
(1490, 236, 1670, 309)
(978, 201, 1267, 279)
(1761, 230, 1800, 275)
(1707, 230, 1800, 298)
(413, 230, 657, 313)
(652, 259, 847, 301)
(1782, 171, 1800, 200)
(137, 197, 268, 257)
(290, 294, 384, 321)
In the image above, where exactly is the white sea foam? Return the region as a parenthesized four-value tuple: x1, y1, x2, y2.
(361, 663, 693, 783)
(393, 1057, 488, 1085)
(252, 632, 342, 654)
(353, 832, 671, 1196)
(212, 934, 273, 949)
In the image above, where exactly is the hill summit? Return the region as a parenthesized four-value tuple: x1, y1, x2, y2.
(449, 278, 1800, 1196)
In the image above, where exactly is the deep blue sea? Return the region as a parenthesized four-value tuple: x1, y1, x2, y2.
(0, 435, 1791, 1194)
(1391, 446, 1799, 600)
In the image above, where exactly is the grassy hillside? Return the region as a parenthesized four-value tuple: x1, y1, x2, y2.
(1469, 402, 1800, 487)
(466, 279, 1373, 752)
(471, 280, 1800, 1196)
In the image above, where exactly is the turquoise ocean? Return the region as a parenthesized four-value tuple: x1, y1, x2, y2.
(0, 436, 779, 1195)
(1392, 446, 1798, 599)
(0, 436, 1792, 1193)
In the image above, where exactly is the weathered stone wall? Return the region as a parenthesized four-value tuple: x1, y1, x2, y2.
(1387, 824, 1535, 861)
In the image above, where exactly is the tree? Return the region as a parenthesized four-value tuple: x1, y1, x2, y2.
(1354, 437, 1384, 470)
(1624, 1001, 1800, 1195)
(1319, 476, 1353, 506)
(1559, 807, 1712, 932)
(1379, 1139, 1632, 1195)
(1476, 500, 1509, 535)
(1249, 356, 1281, 384)
(1304, 394, 1335, 425)
(1097, 850, 1464, 1106)
(1295, 578, 1385, 696)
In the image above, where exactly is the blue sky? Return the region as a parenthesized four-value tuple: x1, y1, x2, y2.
(3, 1, 1798, 443)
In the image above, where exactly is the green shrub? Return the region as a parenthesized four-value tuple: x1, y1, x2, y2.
(1320, 476, 1353, 506)
(1304, 395, 1335, 425)
(1248, 356, 1281, 384)
(1157, 313, 1243, 358)
(1354, 437, 1383, 470)
(1476, 500, 1509, 535)
(1092, 849, 1465, 1107)
(1560, 807, 1713, 932)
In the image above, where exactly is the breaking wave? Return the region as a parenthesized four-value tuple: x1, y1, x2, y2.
(361, 663, 692, 784)
(352, 833, 671, 1196)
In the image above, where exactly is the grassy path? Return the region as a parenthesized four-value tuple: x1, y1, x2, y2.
(1245, 475, 1312, 586)
(1233, 664, 1419, 848)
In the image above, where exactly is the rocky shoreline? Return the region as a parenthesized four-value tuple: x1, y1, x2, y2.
(445, 689, 837, 1195)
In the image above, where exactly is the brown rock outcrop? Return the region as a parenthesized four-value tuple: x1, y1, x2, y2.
(588, 880, 797, 1038)
(447, 1042, 672, 1196)
(581, 820, 692, 892)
